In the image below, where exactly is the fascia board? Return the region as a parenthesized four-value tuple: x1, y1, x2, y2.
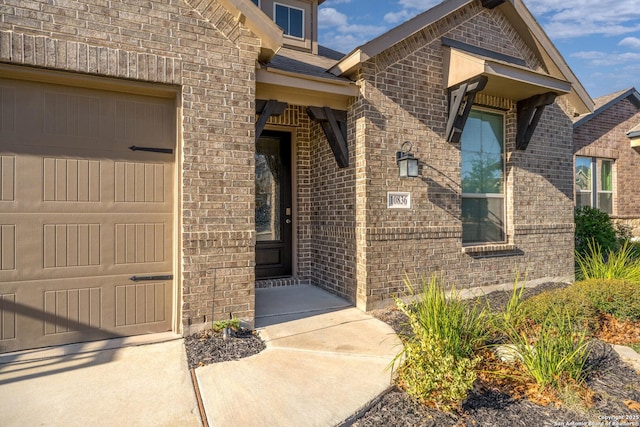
(256, 67, 359, 97)
(503, 0, 593, 114)
(218, 0, 283, 62)
(330, 0, 470, 77)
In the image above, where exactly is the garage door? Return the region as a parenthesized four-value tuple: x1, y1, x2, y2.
(0, 77, 175, 353)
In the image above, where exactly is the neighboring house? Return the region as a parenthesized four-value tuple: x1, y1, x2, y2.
(0, 0, 592, 353)
(573, 88, 640, 235)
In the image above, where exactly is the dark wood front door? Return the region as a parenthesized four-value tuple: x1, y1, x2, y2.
(255, 131, 292, 279)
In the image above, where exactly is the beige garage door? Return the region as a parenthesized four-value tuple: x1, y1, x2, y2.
(0, 77, 176, 353)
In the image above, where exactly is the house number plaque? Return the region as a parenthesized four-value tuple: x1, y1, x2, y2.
(387, 192, 411, 209)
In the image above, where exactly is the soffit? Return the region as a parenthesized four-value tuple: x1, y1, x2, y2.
(443, 46, 571, 101)
(257, 46, 358, 110)
(217, 0, 283, 62)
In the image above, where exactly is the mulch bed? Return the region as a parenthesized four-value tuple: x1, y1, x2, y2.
(184, 328, 265, 369)
(183, 283, 640, 425)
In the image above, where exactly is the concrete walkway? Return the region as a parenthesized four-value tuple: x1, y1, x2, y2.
(195, 285, 402, 427)
(0, 285, 401, 427)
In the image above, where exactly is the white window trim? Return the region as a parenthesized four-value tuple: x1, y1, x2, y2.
(273, 2, 305, 41)
(461, 107, 507, 246)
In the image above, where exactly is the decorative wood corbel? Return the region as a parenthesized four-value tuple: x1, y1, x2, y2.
(255, 99, 288, 142)
(446, 76, 488, 143)
(516, 92, 557, 150)
(307, 106, 349, 168)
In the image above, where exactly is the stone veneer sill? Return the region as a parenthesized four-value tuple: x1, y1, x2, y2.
(462, 243, 518, 256)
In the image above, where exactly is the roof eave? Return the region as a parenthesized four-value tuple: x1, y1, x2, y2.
(218, 0, 283, 62)
(574, 88, 640, 128)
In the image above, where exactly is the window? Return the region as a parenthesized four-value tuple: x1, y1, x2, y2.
(274, 3, 304, 39)
(251, 0, 259, 6)
(575, 157, 613, 214)
(461, 109, 505, 244)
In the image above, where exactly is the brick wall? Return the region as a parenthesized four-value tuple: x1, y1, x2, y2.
(0, 0, 261, 332)
(573, 98, 640, 235)
(349, 2, 575, 310)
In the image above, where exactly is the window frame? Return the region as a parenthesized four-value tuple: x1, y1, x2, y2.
(273, 2, 305, 40)
(575, 156, 614, 214)
(460, 107, 507, 246)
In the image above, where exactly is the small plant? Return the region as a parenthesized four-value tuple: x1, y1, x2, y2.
(491, 275, 527, 332)
(576, 240, 640, 282)
(212, 318, 240, 333)
(393, 275, 487, 410)
(501, 309, 591, 390)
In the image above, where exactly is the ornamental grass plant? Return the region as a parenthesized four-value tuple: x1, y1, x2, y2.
(492, 283, 592, 392)
(393, 275, 488, 411)
(576, 240, 640, 282)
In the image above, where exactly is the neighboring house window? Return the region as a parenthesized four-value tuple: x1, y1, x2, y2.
(251, 0, 259, 6)
(461, 109, 505, 244)
(274, 3, 304, 39)
(575, 157, 613, 214)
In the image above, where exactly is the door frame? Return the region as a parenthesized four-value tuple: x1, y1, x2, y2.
(255, 128, 296, 279)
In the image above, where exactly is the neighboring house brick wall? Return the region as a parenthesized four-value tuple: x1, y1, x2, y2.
(573, 98, 640, 235)
(351, 3, 575, 310)
(0, 0, 261, 332)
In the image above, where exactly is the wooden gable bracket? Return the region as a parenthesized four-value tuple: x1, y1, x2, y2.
(307, 106, 349, 168)
(446, 76, 488, 143)
(516, 92, 557, 150)
(255, 99, 288, 142)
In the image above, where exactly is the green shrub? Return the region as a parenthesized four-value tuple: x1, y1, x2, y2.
(501, 309, 591, 390)
(574, 279, 640, 322)
(393, 275, 487, 410)
(522, 287, 597, 332)
(396, 339, 478, 411)
(576, 240, 640, 282)
(574, 206, 618, 257)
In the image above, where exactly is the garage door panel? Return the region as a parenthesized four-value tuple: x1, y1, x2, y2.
(0, 276, 172, 353)
(2, 79, 174, 152)
(115, 282, 168, 327)
(0, 155, 15, 201)
(0, 293, 17, 341)
(0, 77, 175, 353)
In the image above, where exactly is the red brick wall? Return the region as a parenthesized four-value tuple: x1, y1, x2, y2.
(574, 98, 640, 234)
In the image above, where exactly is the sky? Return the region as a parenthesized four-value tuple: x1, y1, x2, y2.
(317, 0, 640, 100)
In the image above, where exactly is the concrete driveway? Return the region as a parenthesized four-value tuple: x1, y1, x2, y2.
(0, 334, 201, 427)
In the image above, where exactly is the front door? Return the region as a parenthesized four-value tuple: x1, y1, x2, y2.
(255, 131, 292, 279)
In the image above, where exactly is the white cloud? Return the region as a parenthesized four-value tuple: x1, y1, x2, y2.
(321, 0, 352, 6)
(522, 0, 640, 39)
(318, 5, 387, 52)
(318, 7, 349, 29)
(571, 50, 640, 66)
(384, 10, 415, 24)
(620, 37, 640, 50)
(398, 0, 441, 10)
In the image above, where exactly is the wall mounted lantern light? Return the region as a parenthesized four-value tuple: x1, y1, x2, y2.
(396, 141, 419, 178)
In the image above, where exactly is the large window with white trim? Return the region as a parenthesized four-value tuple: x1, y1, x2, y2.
(461, 109, 506, 244)
(575, 156, 613, 214)
(274, 3, 304, 39)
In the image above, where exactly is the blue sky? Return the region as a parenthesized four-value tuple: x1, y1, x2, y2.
(318, 0, 640, 99)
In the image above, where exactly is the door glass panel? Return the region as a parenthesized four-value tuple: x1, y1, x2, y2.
(255, 136, 281, 242)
